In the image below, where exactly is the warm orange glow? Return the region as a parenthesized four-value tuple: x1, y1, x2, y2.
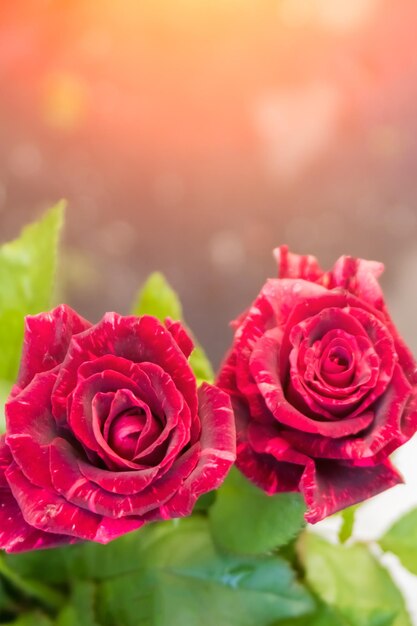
(0, 1, 416, 353)
(41, 72, 87, 130)
(279, 0, 379, 30)
(0, 0, 413, 180)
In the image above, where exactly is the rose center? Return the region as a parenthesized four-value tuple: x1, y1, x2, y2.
(324, 347, 350, 373)
(108, 409, 146, 460)
(317, 340, 355, 389)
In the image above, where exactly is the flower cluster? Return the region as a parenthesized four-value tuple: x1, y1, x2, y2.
(1, 246, 416, 552)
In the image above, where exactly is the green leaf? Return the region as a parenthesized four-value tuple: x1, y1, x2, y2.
(379, 507, 417, 575)
(132, 271, 182, 321)
(5, 612, 54, 626)
(0, 202, 65, 383)
(276, 599, 349, 626)
(97, 517, 315, 626)
(189, 345, 214, 385)
(6, 531, 143, 586)
(0, 553, 65, 613)
(209, 467, 306, 555)
(132, 271, 214, 383)
(194, 490, 216, 512)
(298, 532, 411, 626)
(56, 581, 101, 626)
(0, 577, 18, 617)
(338, 505, 358, 544)
(0, 379, 12, 432)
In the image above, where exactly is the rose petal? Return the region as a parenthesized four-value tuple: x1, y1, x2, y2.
(301, 458, 403, 523)
(227, 396, 293, 493)
(244, 421, 307, 493)
(236, 441, 303, 494)
(165, 318, 194, 358)
(94, 516, 145, 544)
(0, 489, 76, 553)
(153, 383, 236, 518)
(5, 462, 102, 541)
(79, 458, 160, 496)
(15, 305, 91, 394)
(6, 372, 58, 488)
(274, 245, 325, 282)
(0, 436, 78, 552)
(330, 255, 385, 311)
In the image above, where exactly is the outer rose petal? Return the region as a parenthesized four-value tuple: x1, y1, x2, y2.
(15, 305, 91, 393)
(5, 462, 102, 540)
(240, 420, 403, 523)
(274, 245, 325, 282)
(0, 488, 77, 553)
(165, 318, 194, 358)
(0, 437, 78, 553)
(301, 458, 403, 523)
(94, 517, 145, 544)
(239, 416, 305, 493)
(6, 371, 59, 489)
(330, 255, 385, 311)
(156, 383, 236, 518)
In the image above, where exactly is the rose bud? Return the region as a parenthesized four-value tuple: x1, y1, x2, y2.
(217, 246, 417, 523)
(0, 307, 235, 552)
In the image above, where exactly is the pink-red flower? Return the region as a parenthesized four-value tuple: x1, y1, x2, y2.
(218, 246, 417, 523)
(0, 306, 235, 552)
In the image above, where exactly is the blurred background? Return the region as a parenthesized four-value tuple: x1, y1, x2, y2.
(1, 0, 417, 369)
(2, 0, 417, 619)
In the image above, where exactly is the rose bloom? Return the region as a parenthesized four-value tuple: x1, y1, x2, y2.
(218, 246, 417, 523)
(0, 306, 235, 553)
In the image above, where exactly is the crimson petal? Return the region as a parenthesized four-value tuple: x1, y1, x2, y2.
(274, 245, 325, 282)
(5, 462, 102, 541)
(301, 458, 403, 523)
(6, 372, 58, 488)
(158, 383, 236, 518)
(0, 436, 73, 552)
(15, 305, 91, 394)
(330, 255, 385, 311)
(165, 318, 194, 358)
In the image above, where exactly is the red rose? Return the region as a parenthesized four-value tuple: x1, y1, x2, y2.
(218, 246, 417, 523)
(0, 306, 235, 553)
